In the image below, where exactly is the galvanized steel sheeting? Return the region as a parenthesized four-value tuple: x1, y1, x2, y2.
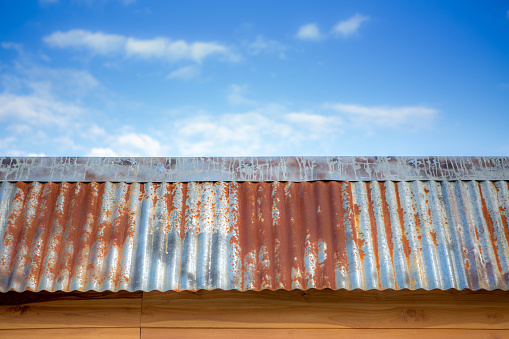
(0, 180, 508, 292)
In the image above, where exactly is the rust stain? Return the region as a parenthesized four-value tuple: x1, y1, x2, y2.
(330, 181, 348, 288)
(1, 179, 509, 292)
(25, 182, 59, 289)
(477, 182, 503, 279)
(500, 205, 509, 247)
(286, 182, 304, 289)
(365, 182, 381, 288)
(352, 200, 365, 263)
(430, 231, 438, 247)
(394, 184, 413, 271)
(314, 181, 334, 289)
(256, 182, 273, 290)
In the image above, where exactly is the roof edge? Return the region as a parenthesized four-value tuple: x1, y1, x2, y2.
(1, 156, 509, 182)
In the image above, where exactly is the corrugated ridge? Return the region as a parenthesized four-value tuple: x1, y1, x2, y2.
(0, 181, 508, 292)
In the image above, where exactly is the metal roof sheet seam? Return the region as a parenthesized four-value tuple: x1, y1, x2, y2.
(0, 175, 508, 292)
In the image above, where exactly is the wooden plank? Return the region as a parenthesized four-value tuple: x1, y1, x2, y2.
(141, 289, 509, 329)
(0, 291, 142, 329)
(0, 327, 140, 339)
(145, 289, 509, 307)
(142, 328, 509, 339)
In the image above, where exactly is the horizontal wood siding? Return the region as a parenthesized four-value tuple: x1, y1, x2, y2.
(0, 291, 142, 329)
(0, 328, 140, 339)
(141, 290, 509, 329)
(142, 328, 509, 339)
(1, 289, 509, 338)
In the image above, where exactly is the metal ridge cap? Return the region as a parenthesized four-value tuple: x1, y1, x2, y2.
(1, 156, 509, 182)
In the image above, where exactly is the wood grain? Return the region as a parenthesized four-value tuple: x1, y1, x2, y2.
(142, 328, 509, 339)
(2, 289, 509, 333)
(0, 291, 142, 329)
(141, 289, 509, 329)
(0, 327, 140, 339)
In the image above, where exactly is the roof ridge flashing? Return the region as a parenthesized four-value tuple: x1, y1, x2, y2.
(1, 156, 509, 182)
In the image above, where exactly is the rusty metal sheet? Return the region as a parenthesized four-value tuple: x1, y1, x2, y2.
(0, 180, 508, 292)
(1, 156, 509, 182)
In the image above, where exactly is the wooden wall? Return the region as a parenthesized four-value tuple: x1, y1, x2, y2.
(1, 289, 508, 338)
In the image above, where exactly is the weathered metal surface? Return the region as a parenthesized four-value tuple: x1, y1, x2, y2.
(0, 180, 508, 292)
(1, 157, 509, 182)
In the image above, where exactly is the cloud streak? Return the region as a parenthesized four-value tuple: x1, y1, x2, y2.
(296, 14, 370, 41)
(167, 65, 200, 80)
(244, 35, 287, 58)
(44, 29, 239, 63)
(227, 84, 257, 106)
(295, 23, 323, 41)
(332, 14, 370, 37)
(325, 103, 437, 127)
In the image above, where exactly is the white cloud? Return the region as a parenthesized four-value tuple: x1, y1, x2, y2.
(227, 84, 257, 106)
(2, 38, 440, 157)
(0, 136, 17, 154)
(174, 112, 292, 156)
(285, 112, 343, 140)
(44, 29, 239, 63)
(88, 148, 118, 157)
(167, 65, 200, 80)
(87, 131, 166, 156)
(325, 103, 437, 127)
(116, 132, 163, 156)
(0, 93, 84, 126)
(296, 23, 323, 41)
(1, 42, 23, 52)
(245, 35, 286, 58)
(332, 14, 370, 37)
(44, 30, 127, 55)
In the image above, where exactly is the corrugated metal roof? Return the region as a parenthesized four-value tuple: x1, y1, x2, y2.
(2, 156, 509, 182)
(0, 178, 508, 292)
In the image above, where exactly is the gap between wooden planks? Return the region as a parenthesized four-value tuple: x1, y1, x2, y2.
(1, 289, 509, 331)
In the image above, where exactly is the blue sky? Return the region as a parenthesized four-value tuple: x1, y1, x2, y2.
(0, 0, 508, 156)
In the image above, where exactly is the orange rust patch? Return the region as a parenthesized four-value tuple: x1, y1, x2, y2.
(394, 185, 412, 259)
(430, 231, 438, 247)
(477, 182, 503, 277)
(365, 182, 381, 288)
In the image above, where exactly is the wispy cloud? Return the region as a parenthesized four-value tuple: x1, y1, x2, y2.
(285, 112, 343, 140)
(1, 42, 23, 53)
(88, 132, 164, 157)
(1, 40, 439, 157)
(245, 35, 287, 58)
(325, 103, 437, 128)
(297, 14, 370, 42)
(295, 23, 323, 41)
(0, 44, 104, 155)
(44, 29, 239, 63)
(44, 30, 126, 55)
(332, 14, 370, 37)
(227, 84, 257, 106)
(167, 65, 200, 80)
